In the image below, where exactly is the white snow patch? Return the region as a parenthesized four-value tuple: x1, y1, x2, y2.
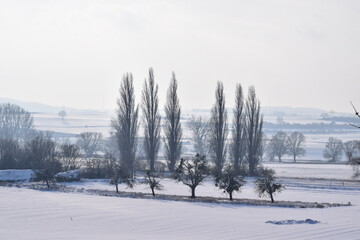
(0, 169, 35, 182)
(55, 170, 80, 182)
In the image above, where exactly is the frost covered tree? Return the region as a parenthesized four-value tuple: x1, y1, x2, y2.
(323, 137, 343, 162)
(254, 168, 284, 203)
(163, 73, 182, 172)
(173, 154, 211, 198)
(209, 82, 228, 176)
(111, 163, 134, 193)
(77, 132, 103, 158)
(286, 131, 306, 162)
(0, 103, 34, 141)
(187, 116, 210, 156)
(215, 164, 246, 201)
(112, 73, 139, 176)
(230, 84, 246, 172)
(142, 170, 164, 196)
(142, 68, 161, 172)
(268, 131, 288, 162)
(245, 86, 263, 176)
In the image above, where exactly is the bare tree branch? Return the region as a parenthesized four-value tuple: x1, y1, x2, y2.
(348, 101, 360, 128)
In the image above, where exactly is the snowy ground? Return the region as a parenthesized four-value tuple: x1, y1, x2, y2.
(1, 164, 360, 240)
(264, 163, 356, 180)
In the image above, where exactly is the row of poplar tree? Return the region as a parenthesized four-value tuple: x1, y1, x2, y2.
(114, 68, 263, 176)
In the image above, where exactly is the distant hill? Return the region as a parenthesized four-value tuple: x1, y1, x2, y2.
(261, 106, 328, 117)
(0, 97, 350, 118)
(0, 98, 108, 114)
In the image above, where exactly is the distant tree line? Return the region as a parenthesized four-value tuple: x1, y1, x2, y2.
(266, 131, 306, 162)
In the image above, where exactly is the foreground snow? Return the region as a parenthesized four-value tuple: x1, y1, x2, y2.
(1, 184, 360, 240)
(1, 164, 359, 239)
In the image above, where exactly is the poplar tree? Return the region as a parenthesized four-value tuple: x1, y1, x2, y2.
(142, 68, 161, 172)
(164, 73, 182, 172)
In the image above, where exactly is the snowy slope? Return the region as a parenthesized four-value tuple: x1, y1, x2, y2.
(0, 185, 359, 240)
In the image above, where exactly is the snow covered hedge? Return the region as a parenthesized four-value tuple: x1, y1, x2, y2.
(55, 170, 80, 182)
(0, 170, 36, 182)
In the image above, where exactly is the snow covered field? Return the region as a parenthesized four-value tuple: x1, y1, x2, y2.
(1, 183, 359, 240)
(1, 163, 360, 240)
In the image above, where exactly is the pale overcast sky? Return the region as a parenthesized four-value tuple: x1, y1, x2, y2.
(1, 0, 360, 113)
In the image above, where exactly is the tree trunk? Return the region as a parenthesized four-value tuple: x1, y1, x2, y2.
(293, 156, 296, 163)
(229, 191, 233, 201)
(45, 179, 50, 189)
(191, 187, 196, 198)
(115, 183, 119, 193)
(270, 193, 274, 203)
(151, 187, 155, 196)
(249, 161, 255, 176)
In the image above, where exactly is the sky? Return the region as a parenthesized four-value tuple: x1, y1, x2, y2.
(1, 0, 360, 113)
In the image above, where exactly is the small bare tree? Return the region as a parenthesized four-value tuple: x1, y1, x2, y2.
(112, 73, 139, 176)
(209, 82, 228, 176)
(58, 110, 67, 120)
(286, 131, 306, 162)
(187, 116, 210, 156)
(77, 132, 103, 158)
(111, 163, 135, 193)
(164, 73, 182, 172)
(268, 131, 288, 162)
(142, 68, 161, 172)
(323, 137, 343, 162)
(142, 170, 164, 196)
(173, 154, 211, 198)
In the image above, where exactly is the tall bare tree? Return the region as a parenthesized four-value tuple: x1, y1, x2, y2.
(164, 73, 182, 172)
(142, 68, 161, 172)
(112, 73, 139, 175)
(210, 82, 228, 175)
(187, 116, 210, 156)
(286, 131, 306, 162)
(230, 83, 246, 171)
(0, 103, 34, 141)
(245, 86, 263, 176)
(349, 101, 360, 128)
